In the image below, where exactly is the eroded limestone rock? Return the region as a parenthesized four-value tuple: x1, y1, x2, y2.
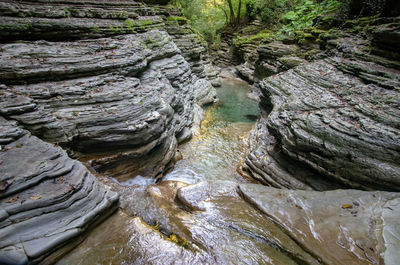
(0, 1, 216, 180)
(0, 0, 216, 263)
(245, 24, 400, 191)
(0, 119, 118, 264)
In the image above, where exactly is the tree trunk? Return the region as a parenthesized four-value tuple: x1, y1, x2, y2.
(226, 0, 235, 25)
(236, 0, 242, 25)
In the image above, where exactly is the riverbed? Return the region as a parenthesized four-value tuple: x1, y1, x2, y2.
(57, 78, 310, 264)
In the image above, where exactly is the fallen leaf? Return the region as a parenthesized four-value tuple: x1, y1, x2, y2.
(342, 204, 353, 209)
(0, 159, 3, 165)
(6, 196, 19, 203)
(30, 195, 42, 200)
(57, 176, 65, 184)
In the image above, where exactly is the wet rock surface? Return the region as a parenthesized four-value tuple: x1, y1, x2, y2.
(60, 179, 400, 265)
(59, 78, 400, 264)
(1, 1, 400, 264)
(244, 23, 400, 191)
(239, 184, 400, 265)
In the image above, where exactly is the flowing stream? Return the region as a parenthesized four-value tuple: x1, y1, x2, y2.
(57, 78, 315, 264)
(164, 77, 259, 184)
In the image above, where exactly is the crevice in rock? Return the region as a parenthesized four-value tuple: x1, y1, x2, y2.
(236, 186, 325, 264)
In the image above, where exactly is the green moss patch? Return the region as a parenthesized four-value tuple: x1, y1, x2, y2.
(232, 30, 274, 47)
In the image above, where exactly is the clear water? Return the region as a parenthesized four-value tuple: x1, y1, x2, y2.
(211, 79, 259, 123)
(58, 78, 263, 265)
(163, 77, 259, 184)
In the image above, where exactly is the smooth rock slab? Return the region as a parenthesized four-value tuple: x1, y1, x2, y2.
(239, 184, 400, 265)
(60, 180, 400, 265)
(61, 180, 321, 264)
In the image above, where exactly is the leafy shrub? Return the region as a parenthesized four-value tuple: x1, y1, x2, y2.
(279, 0, 349, 34)
(249, 0, 298, 25)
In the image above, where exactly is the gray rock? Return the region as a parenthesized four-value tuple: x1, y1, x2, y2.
(253, 41, 301, 80)
(278, 56, 306, 69)
(0, 29, 215, 180)
(0, 120, 118, 264)
(60, 180, 400, 265)
(0, 1, 169, 41)
(0, 1, 216, 263)
(236, 62, 255, 84)
(245, 33, 400, 191)
(239, 183, 400, 265)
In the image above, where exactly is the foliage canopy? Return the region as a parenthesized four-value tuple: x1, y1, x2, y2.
(172, 0, 352, 42)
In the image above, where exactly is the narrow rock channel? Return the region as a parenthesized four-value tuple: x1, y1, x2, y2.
(1, 0, 399, 264)
(59, 78, 294, 264)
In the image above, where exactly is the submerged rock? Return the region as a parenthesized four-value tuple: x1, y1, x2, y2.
(60, 180, 400, 265)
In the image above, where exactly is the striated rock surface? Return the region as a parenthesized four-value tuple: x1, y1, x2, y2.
(0, 118, 118, 264)
(0, 0, 217, 263)
(244, 22, 400, 191)
(0, 0, 216, 180)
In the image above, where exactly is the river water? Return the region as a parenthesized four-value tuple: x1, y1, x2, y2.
(58, 78, 314, 265)
(163, 77, 259, 184)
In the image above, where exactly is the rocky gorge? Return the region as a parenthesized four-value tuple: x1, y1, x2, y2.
(0, 0, 400, 264)
(234, 18, 400, 192)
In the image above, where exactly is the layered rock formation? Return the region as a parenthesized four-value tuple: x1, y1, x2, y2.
(0, 0, 216, 180)
(0, 118, 118, 264)
(243, 19, 400, 191)
(0, 0, 217, 263)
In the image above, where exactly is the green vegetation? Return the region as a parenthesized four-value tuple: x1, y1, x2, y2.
(167, 16, 188, 24)
(279, 0, 347, 34)
(109, 19, 157, 33)
(145, 221, 192, 249)
(232, 29, 273, 46)
(171, 0, 353, 43)
(172, 0, 249, 41)
(170, 0, 395, 50)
